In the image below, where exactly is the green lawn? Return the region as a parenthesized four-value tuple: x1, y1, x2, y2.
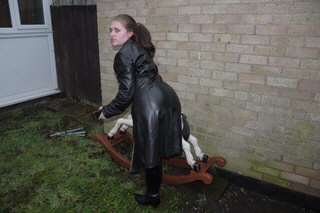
(0, 103, 188, 212)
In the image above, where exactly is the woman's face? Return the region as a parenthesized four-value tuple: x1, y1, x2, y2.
(109, 21, 133, 47)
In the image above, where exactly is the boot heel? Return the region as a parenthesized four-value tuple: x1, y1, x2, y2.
(134, 193, 160, 208)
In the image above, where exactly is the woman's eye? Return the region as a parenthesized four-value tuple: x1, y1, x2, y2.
(109, 27, 120, 33)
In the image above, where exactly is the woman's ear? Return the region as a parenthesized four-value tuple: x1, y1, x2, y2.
(129, 31, 134, 38)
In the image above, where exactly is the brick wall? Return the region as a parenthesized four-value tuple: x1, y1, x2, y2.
(97, 0, 320, 197)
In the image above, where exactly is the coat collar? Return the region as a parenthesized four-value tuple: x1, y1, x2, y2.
(122, 37, 134, 47)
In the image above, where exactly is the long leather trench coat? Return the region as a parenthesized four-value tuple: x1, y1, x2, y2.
(102, 39, 182, 173)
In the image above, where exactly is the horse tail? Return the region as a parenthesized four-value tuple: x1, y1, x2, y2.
(181, 113, 190, 141)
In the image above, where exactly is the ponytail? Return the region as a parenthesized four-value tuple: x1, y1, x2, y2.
(113, 14, 155, 58)
(133, 23, 155, 58)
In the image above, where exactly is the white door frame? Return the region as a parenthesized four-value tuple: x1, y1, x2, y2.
(0, 0, 59, 108)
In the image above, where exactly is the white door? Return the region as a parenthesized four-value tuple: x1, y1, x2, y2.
(0, 0, 59, 108)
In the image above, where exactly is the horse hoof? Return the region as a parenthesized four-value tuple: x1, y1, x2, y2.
(202, 155, 209, 163)
(193, 163, 201, 172)
(120, 129, 126, 134)
(107, 135, 114, 140)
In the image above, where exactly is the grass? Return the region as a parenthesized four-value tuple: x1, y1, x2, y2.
(0, 103, 189, 213)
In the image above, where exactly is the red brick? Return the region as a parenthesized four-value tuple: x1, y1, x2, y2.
(256, 25, 288, 35)
(298, 80, 320, 93)
(238, 74, 265, 85)
(290, 2, 320, 14)
(291, 182, 310, 195)
(267, 77, 297, 88)
(155, 7, 178, 16)
(306, 37, 320, 48)
(152, 33, 166, 41)
(273, 14, 320, 25)
(213, 53, 239, 63)
(240, 55, 267, 65)
(201, 24, 226, 33)
(114, 1, 127, 9)
(178, 5, 201, 15)
(146, 16, 167, 24)
(167, 16, 190, 24)
(146, 0, 164, 7)
(285, 47, 319, 58)
(296, 166, 320, 180)
(226, 44, 254, 54)
(288, 25, 320, 36)
(160, 73, 177, 82)
(241, 35, 269, 45)
(271, 36, 304, 47)
(128, 0, 146, 8)
(190, 15, 213, 24)
(269, 57, 299, 68)
(225, 63, 251, 73)
(257, 4, 289, 14)
(267, 160, 295, 173)
(202, 5, 227, 14)
(281, 89, 314, 101)
(157, 41, 177, 49)
(301, 59, 320, 70)
(189, 33, 213, 42)
(255, 46, 285, 56)
(228, 25, 255, 34)
(179, 24, 201, 33)
(227, 4, 257, 14)
(178, 41, 200, 50)
(292, 100, 320, 112)
(281, 172, 310, 185)
(242, 14, 272, 24)
(213, 14, 241, 24)
(310, 179, 320, 189)
(250, 84, 280, 96)
(166, 0, 189, 6)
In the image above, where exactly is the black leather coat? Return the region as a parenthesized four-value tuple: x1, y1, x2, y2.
(102, 39, 182, 173)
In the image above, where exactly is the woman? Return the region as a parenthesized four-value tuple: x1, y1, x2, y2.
(98, 14, 182, 207)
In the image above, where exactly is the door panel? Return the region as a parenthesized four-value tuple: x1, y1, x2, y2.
(0, 35, 56, 97)
(0, 0, 59, 108)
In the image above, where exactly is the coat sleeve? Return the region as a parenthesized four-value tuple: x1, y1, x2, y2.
(102, 52, 135, 118)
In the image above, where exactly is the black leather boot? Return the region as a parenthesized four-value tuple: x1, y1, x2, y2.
(134, 193, 160, 208)
(134, 164, 162, 208)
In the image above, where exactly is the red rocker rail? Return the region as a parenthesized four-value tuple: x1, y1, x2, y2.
(91, 129, 226, 185)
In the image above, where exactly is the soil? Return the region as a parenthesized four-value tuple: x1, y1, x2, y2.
(175, 181, 318, 213)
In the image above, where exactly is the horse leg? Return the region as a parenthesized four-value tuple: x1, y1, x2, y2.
(182, 138, 200, 172)
(188, 134, 209, 163)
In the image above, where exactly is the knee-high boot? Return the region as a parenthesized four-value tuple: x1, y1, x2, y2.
(134, 164, 162, 208)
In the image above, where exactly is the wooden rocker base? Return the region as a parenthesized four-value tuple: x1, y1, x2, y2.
(91, 129, 226, 185)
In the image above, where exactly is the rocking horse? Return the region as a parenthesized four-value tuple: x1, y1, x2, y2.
(91, 113, 226, 185)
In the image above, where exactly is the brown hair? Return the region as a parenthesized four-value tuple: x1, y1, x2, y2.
(113, 14, 155, 58)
